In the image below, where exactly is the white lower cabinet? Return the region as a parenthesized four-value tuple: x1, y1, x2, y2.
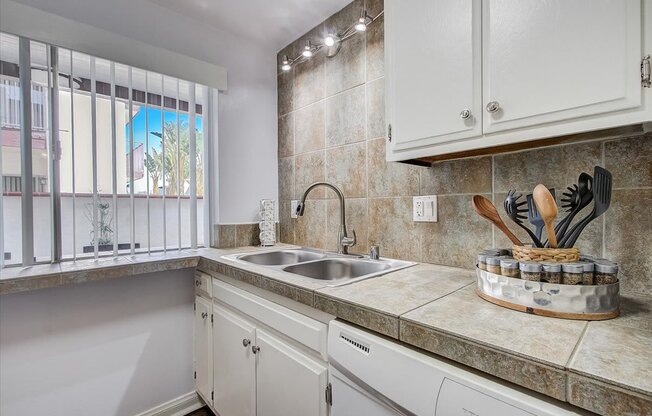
(256, 329, 328, 416)
(213, 303, 256, 416)
(194, 295, 213, 405)
(198, 278, 331, 416)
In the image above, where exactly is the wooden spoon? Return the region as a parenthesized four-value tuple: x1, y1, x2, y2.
(532, 184, 558, 248)
(472, 195, 523, 246)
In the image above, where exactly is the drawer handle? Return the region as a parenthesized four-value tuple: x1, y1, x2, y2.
(201, 312, 208, 319)
(242, 338, 251, 347)
(486, 101, 500, 113)
(252, 346, 260, 354)
(460, 109, 471, 120)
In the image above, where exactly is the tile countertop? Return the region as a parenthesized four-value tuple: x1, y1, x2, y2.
(1, 245, 650, 415)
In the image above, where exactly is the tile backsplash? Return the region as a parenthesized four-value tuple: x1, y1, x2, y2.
(276, 0, 651, 296)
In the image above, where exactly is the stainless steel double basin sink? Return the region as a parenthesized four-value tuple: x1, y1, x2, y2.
(224, 248, 415, 287)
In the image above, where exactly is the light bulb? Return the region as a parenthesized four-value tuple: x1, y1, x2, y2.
(355, 21, 367, 31)
(302, 40, 313, 58)
(324, 34, 336, 47)
(355, 10, 371, 32)
(281, 56, 291, 71)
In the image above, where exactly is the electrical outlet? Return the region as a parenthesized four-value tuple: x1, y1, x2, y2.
(290, 200, 299, 219)
(413, 196, 438, 222)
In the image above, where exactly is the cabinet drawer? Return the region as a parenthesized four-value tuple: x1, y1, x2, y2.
(194, 271, 212, 297)
(213, 279, 328, 359)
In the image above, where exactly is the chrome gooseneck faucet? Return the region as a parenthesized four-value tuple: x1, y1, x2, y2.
(296, 182, 356, 254)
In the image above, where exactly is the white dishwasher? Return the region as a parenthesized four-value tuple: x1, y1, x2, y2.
(328, 320, 588, 416)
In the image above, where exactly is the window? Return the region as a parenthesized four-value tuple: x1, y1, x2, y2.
(1, 32, 213, 267)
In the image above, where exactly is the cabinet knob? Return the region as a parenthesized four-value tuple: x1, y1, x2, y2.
(195, 280, 201, 287)
(201, 312, 208, 319)
(252, 345, 260, 354)
(486, 101, 500, 113)
(460, 109, 471, 120)
(242, 338, 251, 347)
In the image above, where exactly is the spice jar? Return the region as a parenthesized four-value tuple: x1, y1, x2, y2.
(541, 263, 562, 284)
(562, 263, 584, 285)
(485, 256, 502, 275)
(519, 261, 542, 281)
(594, 261, 619, 285)
(500, 259, 520, 278)
(477, 253, 488, 270)
(580, 261, 595, 285)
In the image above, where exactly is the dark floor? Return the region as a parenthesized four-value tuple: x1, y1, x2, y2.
(187, 406, 214, 416)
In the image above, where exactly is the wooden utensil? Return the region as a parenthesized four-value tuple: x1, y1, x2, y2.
(532, 184, 558, 248)
(472, 195, 523, 246)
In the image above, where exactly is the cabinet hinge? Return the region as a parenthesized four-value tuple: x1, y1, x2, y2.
(325, 383, 333, 406)
(211, 314, 214, 326)
(193, 371, 196, 380)
(642, 55, 651, 88)
(387, 124, 392, 142)
(211, 391, 214, 401)
(193, 302, 196, 311)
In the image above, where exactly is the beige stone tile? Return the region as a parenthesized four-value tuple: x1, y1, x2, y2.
(325, 142, 367, 198)
(294, 52, 325, 109)
(368, 197, 420, 261)
(399, 320, 568, 401)
(215, 224, 236, 249)
(295, 199, 328, 249)
(325, 85, 366, 147)
(367, 138, 420, 197)
(259, 278, 314, 307)
(278, 156, 295, 201)
(0, 263, 61, 280)
(401, 285, 587, 368)
(315, 293, 399, 338)
(294, 102, 325, 154)
(278, 113, 294, 158)
(235, 224, 261, 247)
(569, 323, 652, 397)
(366, 77, 385, 139)
(277, 71, 293, 116)
(60, 256, 134, 285)
(604, 189, 652, 296)
(611, 294, 652, 332)
(421, 194, 493, 269)
(366, 13, 384, 81)
(317, 263, 473, 316)
(420, 157, 492, 195)
(494, 141, 602, 193)
(567, 373, 652, 416)
(365, 0, 384, 17)
(325, 198, 368, 254)
(605, 134, 652, 188)
(324, 0, 365, 95)
(279, 201, 295, 244)
(131, 257, 199, 275)
(295, 151, 325, 199)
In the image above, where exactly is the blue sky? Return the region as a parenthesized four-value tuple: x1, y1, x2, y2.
(126, 107, 203, 153)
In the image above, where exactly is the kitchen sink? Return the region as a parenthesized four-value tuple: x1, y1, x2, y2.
(237, 249, 326, 266)
(282, 258, 391, 281)
(224, 248, 415, 286)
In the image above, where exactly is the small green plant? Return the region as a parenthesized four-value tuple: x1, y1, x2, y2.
(85, 198, 114, 246)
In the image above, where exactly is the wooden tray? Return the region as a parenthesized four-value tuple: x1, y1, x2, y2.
(475, 267, 619, 320)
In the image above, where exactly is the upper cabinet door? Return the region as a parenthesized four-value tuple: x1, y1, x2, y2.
(386, 0, 482, 160)
(256, 329, 328, 416)
(483, 0, 642, 133)
(213, 304, 256, 416)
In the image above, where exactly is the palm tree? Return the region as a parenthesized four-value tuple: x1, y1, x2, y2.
(144, 148, 164, 195)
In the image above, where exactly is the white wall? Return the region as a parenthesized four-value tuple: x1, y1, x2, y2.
(6, 0, 279, 224)
(0, 269, 196, 416)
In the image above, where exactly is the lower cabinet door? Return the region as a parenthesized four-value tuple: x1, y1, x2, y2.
(255, 329, 328, 416)
(194, 296, 212, 404)
(213, 303, 256, 416)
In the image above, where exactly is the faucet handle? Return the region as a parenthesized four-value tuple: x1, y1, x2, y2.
(342, 229, 357, 248)
(370, 245, 380, 260)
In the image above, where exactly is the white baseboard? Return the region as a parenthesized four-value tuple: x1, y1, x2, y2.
(134, 391, 204, 416)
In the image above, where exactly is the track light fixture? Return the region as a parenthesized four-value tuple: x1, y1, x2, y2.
(279, 9, 382, 71)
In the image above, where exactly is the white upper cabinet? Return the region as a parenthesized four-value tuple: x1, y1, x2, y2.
(385, 0, 651, 161)
(385, 0, 482, 161)
(483, 0, 641, 133)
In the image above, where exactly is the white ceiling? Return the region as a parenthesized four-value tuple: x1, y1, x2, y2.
(150, 0, 351, 51)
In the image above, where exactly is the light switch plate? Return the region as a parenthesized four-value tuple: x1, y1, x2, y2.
(290, 200, 299, 219)
(413, 196, 437, 222)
